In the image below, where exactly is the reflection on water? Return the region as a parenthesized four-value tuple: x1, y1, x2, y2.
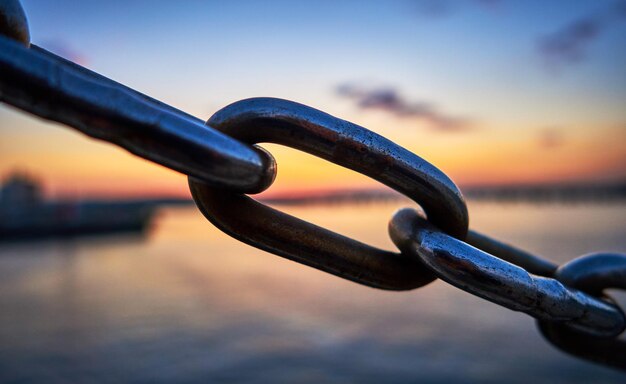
(0, 201, 625, 383)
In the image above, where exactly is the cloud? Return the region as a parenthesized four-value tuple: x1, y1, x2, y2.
(336, 84, 472, 131)
(537, 128, 565, 149)
(537, 1, 626, 71)
(40, 40, 88, 66)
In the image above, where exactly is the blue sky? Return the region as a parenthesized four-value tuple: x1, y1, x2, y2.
(20, 0, 626, 120)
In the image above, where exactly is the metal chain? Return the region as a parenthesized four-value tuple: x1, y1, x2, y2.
(189, 97, 468, 290)
(1, 0, 625, 371)
(389, 209, 625, 338)
(0, 3, 274, 194)
(537, 253, 626, 370)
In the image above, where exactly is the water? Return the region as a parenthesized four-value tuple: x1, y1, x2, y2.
(0, 200, 625, 383)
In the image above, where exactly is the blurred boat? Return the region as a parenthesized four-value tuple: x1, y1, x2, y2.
(0, 173, 155, 240)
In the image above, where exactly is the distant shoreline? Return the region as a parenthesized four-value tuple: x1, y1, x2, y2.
(43, 183, 625, 209)
(259, 182, 626, 206)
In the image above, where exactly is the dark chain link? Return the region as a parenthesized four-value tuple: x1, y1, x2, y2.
(0, 8, 274, 194)
(389, 209, 625, 338)
(189, 97, 468, 290)
(1, 0, 624, 371)
(537, 253, 626, 370)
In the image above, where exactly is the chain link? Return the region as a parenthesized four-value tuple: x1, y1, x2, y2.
(1, 0, 625, 371)
(189, 97, 468, 290)
(389, 208, 625, 337)
(187, 97, 577, 289)
(0, 34, 275, 194)
(537, 253, 626, 370)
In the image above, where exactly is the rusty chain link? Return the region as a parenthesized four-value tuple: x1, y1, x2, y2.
(1, 0, 625, 371)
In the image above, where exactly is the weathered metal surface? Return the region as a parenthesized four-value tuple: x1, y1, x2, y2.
(466, 229, 558, 277)
(538, 253, 626, 370)
(189, 97, 469, 290)
(0, 0, 29, 45)
(389, 208, 626, 338)
(0, 35, 275, 194)
(202, 97, 468, 238)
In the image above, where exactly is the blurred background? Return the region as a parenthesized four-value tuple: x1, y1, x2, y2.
(1, 0, 625, 382)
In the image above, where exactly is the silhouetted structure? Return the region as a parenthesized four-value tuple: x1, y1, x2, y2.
(0, 172, 155, 240)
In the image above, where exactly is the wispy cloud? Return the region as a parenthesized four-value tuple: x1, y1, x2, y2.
(537, 1, 626, 72)
(336, 84, 472, 131)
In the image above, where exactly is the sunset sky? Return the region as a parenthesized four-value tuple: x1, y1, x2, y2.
(1, 0, 625, 198)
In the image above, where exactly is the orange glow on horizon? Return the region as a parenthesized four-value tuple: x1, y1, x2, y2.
(1, 109, 625, 199)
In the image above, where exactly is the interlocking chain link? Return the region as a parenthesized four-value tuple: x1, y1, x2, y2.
(537, 253, 626, 370)
(189, 97, 468, 290)
(1, 0, 625, 371)
(389, 209, 625, 338)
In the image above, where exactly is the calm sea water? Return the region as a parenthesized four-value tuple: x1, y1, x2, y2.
(0, 200, 625, 383)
